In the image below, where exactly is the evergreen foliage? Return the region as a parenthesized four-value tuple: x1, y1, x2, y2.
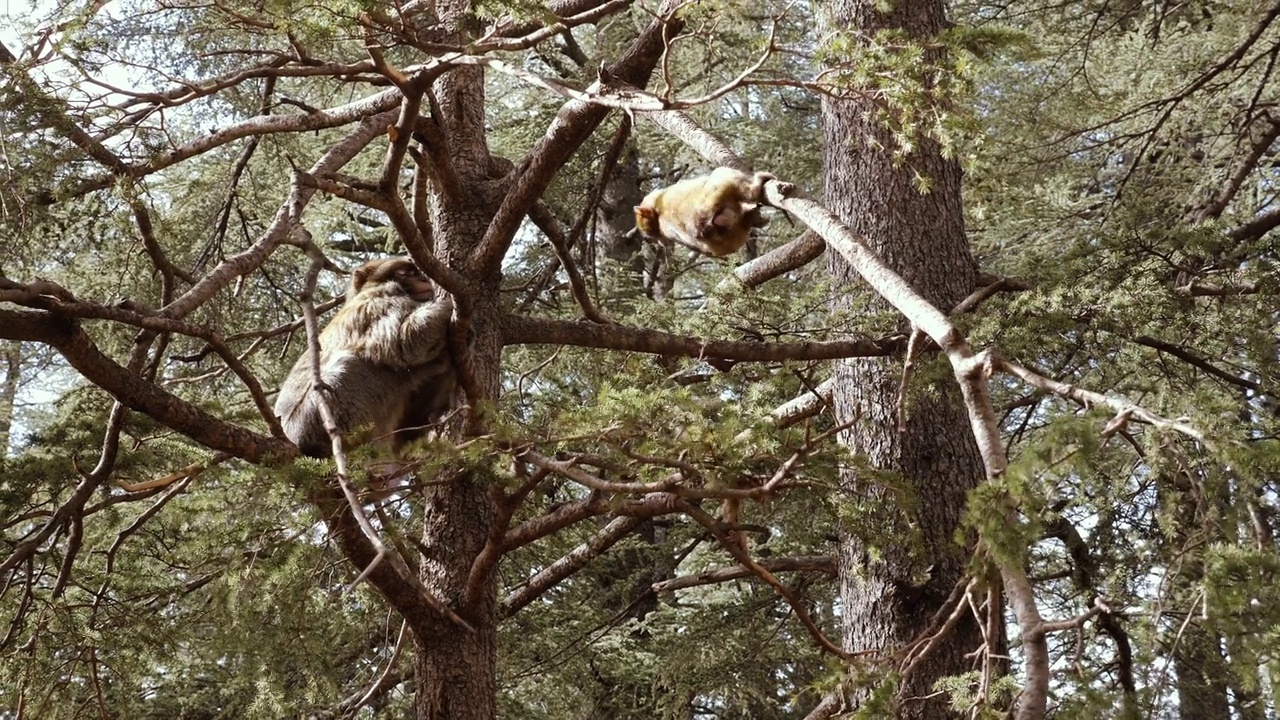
(1, 0, 1277, 717)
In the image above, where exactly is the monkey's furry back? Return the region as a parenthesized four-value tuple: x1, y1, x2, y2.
(274, 292, 455, 458)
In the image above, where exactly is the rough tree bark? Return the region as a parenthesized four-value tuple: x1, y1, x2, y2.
(821, 0, 987, 715)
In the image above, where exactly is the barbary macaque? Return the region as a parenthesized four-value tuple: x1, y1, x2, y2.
(633, 167, 780, 257)
(274, 257, 457, 460)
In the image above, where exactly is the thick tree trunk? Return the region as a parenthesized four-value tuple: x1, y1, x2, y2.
(412, 257, 503, 720)
(410, 256, 502, 716)
(1173, 627, 1231, 720)
(820, 1, 986, 716)
(413, 404, 499, 719)
(409, 1, 502, 716)
(1166, 487, 1231, 720)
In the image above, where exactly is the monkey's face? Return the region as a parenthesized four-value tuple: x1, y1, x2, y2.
(393, 264, 436, 302)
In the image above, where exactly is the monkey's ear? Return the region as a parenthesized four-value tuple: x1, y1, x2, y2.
(634, 206, 659, 236)
(348, 264, 374, 296)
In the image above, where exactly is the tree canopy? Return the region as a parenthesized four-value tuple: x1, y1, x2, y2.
(1, 0, 1277, 718)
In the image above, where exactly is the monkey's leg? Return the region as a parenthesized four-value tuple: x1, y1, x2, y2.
(706, 204, 741, 231)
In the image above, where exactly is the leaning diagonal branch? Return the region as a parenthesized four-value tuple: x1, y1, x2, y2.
(527, 202, 610, 323)
(0, 282, 284, 438)
(0, 309, 291, 463)
(500, 493, 682, 616)
(160, 109, 398, 320)
(53, 90, 403, 202)
(467, 0, 686, 273)
(767, 188, 1048, 720)
(472, 0, 631, 52)
(676, 498, 850, 661)
(450, 27, 773, 115)
(997, 356, 1209, 445)
(729, 230, 828, 288)
(465, 470, 557, 608)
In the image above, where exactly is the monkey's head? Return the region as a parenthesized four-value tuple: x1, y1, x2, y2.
(633, 204, 661, 240)
(633, 185, 670, 241)
(348, 257, 436, 302)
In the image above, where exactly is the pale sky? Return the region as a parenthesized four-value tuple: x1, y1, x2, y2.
(1, 0, 44, 50)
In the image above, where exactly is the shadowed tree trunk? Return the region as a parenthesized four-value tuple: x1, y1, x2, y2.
(600, 145, 647, 272)
(821, 0, 987, 716)
(1173, 628, 1231, 720)
(1166, 485, 1231, 720)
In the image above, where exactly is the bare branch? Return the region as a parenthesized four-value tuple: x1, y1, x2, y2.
(676, 498, 849, 660)
(500, 500, 680, 616)
(59, 91, 405, 201)
(1199, 117, 1280, 220)
(501, 314, 891, 362)
(501, 493, 609, 551)
(766, 379, 834, 429)
(1178, 279, 1263, 296)
(521, 450, 741, 501)
(1135, 335, 1261, 391)
(652, 555, 836, 592)
(473, 0, 631, 52)
(1226, 205, 1280, 241)
(451, 31, 774, 115)
(997, 356, 1208, 445)
(158, 110, 397, 320)
(465, 469, 554, 608)
(0, 279, 285, 438)
(952, 275, 1031, 315)
(730, 230, 827, 288)
(802, 693, 844, 720)
(527, 202, 610, 323)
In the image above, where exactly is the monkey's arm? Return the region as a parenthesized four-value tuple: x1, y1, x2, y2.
(399, 295, 454, 366)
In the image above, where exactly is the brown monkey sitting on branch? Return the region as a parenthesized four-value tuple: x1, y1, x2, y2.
(274, 257, 457, 461)
(634, 167, 787, 257)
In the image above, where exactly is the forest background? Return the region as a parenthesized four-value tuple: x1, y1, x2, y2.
(1, 0, 1278, 718)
